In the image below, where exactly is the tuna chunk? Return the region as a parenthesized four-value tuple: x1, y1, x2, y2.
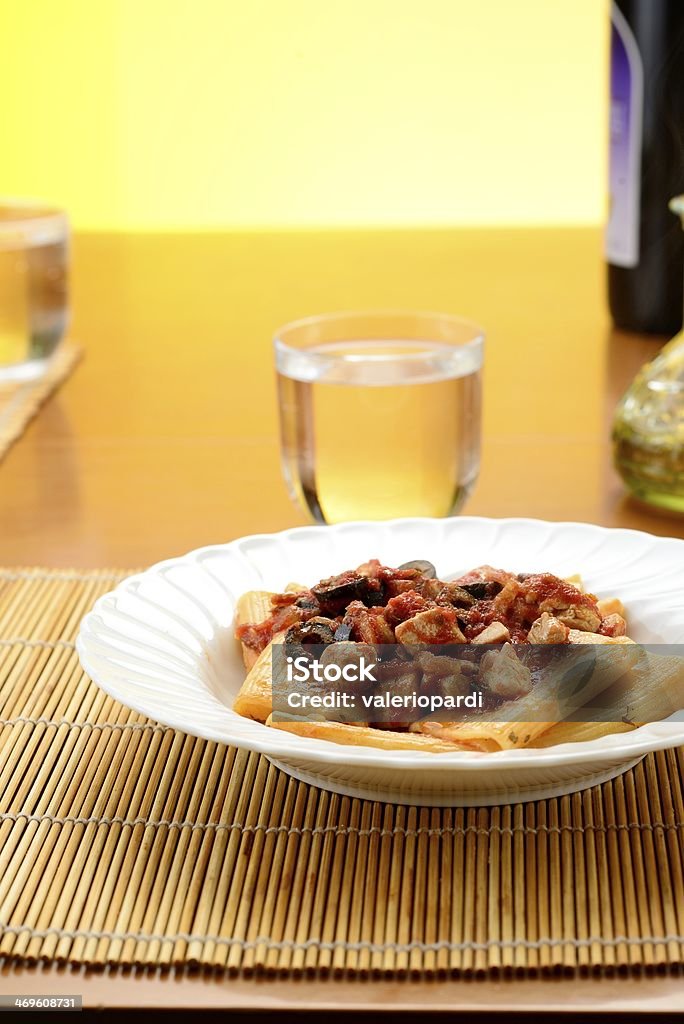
(554, 604, 601, 632)
(343, 601, 395, 644)
(520, 573, 601, 632)
(527, 612, 569, 644)
(472, 621, 511, 644)
(480, 644, 533, 699)
(395, 607, 466, 645)
(599, 613, 628, 637)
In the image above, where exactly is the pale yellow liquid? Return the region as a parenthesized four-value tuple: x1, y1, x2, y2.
(0, 224, 67, 375)
(278, 341, 481, 522)
(0, 247, 30, 367)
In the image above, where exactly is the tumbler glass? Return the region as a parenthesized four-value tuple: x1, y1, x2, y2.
(275, 310, 484, 523)
(0, 200, 69, 381)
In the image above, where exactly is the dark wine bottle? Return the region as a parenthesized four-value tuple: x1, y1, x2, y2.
(607, 0, 684, 335)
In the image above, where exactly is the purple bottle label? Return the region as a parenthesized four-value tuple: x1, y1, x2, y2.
(606, 2, 643, 268)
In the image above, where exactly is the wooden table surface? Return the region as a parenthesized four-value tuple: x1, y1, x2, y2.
(1, 227, 683, 1012)
(0, 226, 680, 568)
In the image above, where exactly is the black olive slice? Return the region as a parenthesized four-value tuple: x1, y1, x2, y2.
(311, 572, 372, 614)
(459, 581, 503, 601)
(436, 583, 476, 608)
(284, 618, 337, 646)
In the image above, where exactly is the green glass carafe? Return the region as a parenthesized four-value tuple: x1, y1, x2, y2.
(613, 197, 684, 512)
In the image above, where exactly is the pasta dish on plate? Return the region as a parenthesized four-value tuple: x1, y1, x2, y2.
(233, 559, 682, 753)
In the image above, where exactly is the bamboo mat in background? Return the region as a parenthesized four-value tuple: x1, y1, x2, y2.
(1, 569, 684, 977)
(0, 343, 82, 461)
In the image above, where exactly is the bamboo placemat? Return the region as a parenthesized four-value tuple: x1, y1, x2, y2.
(1, 568, 684, 978)
(0, 343, 82, 461)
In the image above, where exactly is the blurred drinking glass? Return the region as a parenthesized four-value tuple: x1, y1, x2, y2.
(0, 200, 69, 381)
(275, 311, 484, 523)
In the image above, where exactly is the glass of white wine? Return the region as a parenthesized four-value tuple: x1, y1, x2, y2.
(275, 310, 485, 523)
(0, 200, 69, 382)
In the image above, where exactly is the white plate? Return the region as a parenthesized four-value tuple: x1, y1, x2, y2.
(77, 518, 684, 806)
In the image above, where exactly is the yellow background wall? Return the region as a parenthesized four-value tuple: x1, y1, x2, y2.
(3, 0, 608, 230)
